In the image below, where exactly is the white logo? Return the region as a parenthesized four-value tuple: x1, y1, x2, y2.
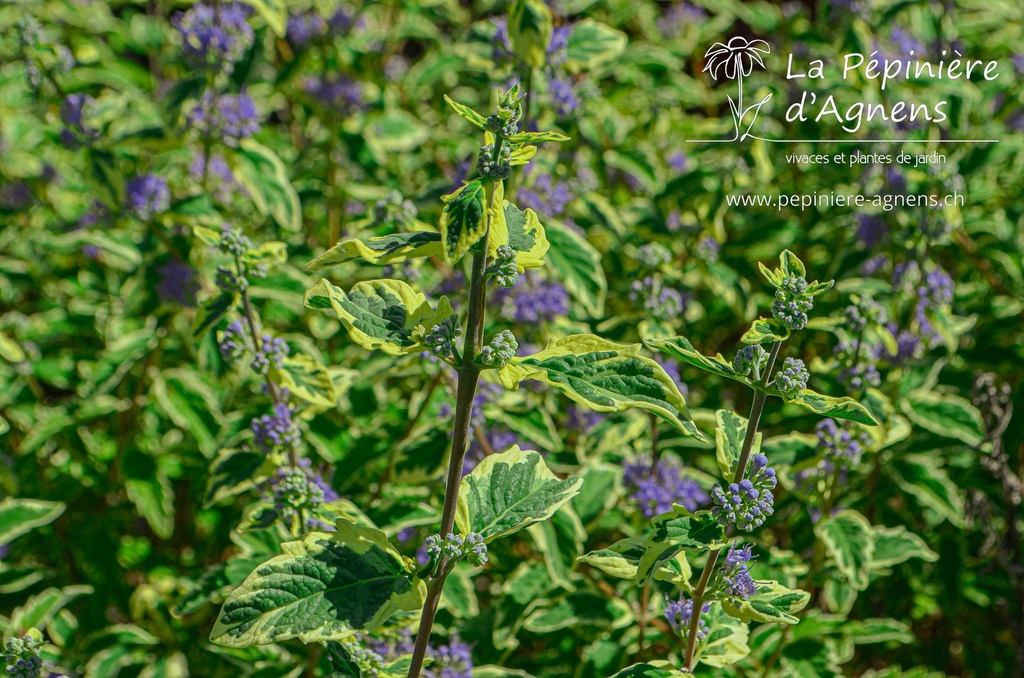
(701, 37, 772, 142)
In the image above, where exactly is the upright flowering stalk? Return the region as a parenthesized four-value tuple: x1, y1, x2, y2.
(245, 83, 709, 678)
(615, 251, 880, 672)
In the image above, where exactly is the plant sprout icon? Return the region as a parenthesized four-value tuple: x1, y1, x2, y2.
(702, 37, 772, 141)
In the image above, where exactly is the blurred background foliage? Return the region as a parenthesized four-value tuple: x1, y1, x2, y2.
(0, 0, 1022, 676)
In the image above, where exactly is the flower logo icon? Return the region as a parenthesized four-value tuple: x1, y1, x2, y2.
(700, 37, 773, 141)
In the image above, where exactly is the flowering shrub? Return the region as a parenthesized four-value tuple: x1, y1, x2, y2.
(1, 1, 1021, 677)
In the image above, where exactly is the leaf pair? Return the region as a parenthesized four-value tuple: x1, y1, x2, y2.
(646, 336, 878, 426)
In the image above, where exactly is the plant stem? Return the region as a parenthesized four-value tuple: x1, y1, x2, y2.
(407, 225, 492, 678)
(682, 342, 782, 671)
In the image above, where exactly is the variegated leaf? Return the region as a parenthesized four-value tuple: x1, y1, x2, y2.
(500, 335, 704, 440)
(304, 232, 442, 271)
(456, 445, 581, 543)
(304, 279, 453, 356)
(721, 581, 811, 625)
(210, 522, 425, 647)
(439, 180, 489, 264)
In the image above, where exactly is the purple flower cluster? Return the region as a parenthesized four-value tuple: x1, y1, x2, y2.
(287, 11, 327, 45)
(547, 25, 571, 65)
(667, 151, 688, 173)
(710, 453, 777, 531)
(843, 297, 887, 335)
(125, 173, 170, 220)
(365, 628, 415, 662)
(694, 235, 720, 264)
(251, 403, 301, 454)
(303, 75, 364, 114)
(623, 454, 708, 517)
(722, 544, 758, 599)
(156, 260, 199, 307)
(771, 276, 812, 330)
(174, 3, 254, 73)
(566, 405, 605, 432)
(494, 275, 570, 323)
(794, 419, 870, 496)
(189, 153, 246, 202)
(549, 77, 579, 116)
(60, 93, 97, 148)
(187, 91, 261, 144)
(657, 2, 706, 39)
(518, 172, 573, 217)
(733, 344, 769, 379)
(636, 242, 672, 268)
(910, 265, 953, 345)
(424, 637, 473, 678)
(251, 334, 289, 374)
(629, 277, 685, 320)
(4, 633, 44, 678)
(422, 532, 487, 567)
(888, 326, 921, 364)
(856, 214, 888, 248)
(262, 458, 338, 527)
(663, 596, 710, 640)
(774, 357, 809, 397)
(373, 190, 417, 227)
(219, 319, 247, 363)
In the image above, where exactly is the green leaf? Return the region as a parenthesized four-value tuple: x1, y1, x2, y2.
(565, 19, 628, 69)
(822, 578, 856, 616)
(715, 410, 760, 479)
(439, 180, 489, 264)
(508, 0, 553, 68)
(527, 506, 585, 589)
(544, 220, 606, 317)
(499, 335, 704, 440)
(608, 663, 686, 678)
(778, 388, 880, 426)
(304, 279, 453, 356)
(242, 241, 288, 268)
(779, 249, 806, 278)
(125, 473, 174, 540)
(366, 110, 430, 156)
(570, 462, 621, 524)
(645, 336, 748, 386)
(239, 0, 287, 36)
(901, 389, 985, 446)
(870, 525, 939, 568)
(10, 585, 93, 634)
(0, 498, 65, 545)
(740, 317, 790, 344)
(444, 95, 488, 130)
(204, 450, 266, 508)
(578, 537, 647, 580)
(488, 198, 549, 270)
(507, 131, 571, 144)
(211, 522, 426, 647)
(892, 454, 965, 526)
(304, 232, 443, 270)
(271, 353, 338, 407)
(721, 581, 810, 625)
(456, 445, 581, 542)
(697, 603, 750, 668)
(843, 618, 914, 645)
(579, 536, 691, 586)
(193, 292, 237, 341)
(637, 507, 725, 584)
(235, 139, 302, 232)
(814, 509, 875, 590)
